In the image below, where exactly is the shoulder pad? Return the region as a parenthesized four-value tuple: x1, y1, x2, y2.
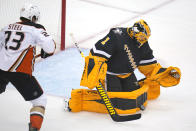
(110, 28, 123, 35)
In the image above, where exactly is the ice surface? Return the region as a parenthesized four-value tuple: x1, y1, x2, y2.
(34, 48, 89, 97)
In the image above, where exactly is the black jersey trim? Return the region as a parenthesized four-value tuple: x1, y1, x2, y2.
(17, 21, 46, 30)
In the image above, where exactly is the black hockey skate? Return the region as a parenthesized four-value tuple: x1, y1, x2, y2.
(29, 123, 39, 131)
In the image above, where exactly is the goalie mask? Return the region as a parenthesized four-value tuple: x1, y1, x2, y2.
(128, 19, 151, 47)
(20, 3, 40, 23)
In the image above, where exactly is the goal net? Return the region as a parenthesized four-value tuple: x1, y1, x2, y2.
(0, 0, 66, 56)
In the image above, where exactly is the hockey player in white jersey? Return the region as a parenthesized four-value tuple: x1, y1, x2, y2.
(0, 4, 55, 131)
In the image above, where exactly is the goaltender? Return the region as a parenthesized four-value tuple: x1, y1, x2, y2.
(67, 19, 181, 114)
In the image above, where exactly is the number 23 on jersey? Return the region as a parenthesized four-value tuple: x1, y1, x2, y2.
(4, 31, 24, 50)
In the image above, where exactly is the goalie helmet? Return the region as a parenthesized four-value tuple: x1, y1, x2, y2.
(20, 3, 40, 23)
(128, 19, 151, 47)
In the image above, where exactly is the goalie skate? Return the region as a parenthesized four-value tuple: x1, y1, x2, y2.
(63, 97, 71, 111)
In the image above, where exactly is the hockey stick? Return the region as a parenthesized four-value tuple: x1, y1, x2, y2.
(96, 81, 141, 122)
(70, 33, 141, 122)
(70, 34, 85, 58)
(35, 53, 41, 59)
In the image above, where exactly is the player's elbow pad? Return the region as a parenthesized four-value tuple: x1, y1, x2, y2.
(41, 40, 56, 54)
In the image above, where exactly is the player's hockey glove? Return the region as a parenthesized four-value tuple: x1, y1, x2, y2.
(41, 49, 53, 58)
(0, 79, 9, 94)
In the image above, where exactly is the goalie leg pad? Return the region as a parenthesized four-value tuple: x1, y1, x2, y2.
(68, 84, 148, 114)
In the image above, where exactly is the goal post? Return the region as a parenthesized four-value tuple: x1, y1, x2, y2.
(61, 0, 66, 51)
(0, 0, 66, 54)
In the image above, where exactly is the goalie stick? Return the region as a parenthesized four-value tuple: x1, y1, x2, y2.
(96, 81, 141, 122)
(70, 33, 142, 122)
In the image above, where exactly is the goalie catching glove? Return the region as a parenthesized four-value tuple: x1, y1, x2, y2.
(142, 63, 181, 87)
(80, 55, 107, 89)
(138, 63, 181, 99)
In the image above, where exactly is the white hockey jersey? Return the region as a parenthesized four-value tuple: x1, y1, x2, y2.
(0, 21, 55, 75)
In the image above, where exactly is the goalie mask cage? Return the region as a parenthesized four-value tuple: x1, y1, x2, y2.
(0, 0, 66, 54)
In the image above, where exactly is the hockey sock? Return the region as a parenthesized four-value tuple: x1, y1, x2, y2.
(30, 106, 45, 130)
